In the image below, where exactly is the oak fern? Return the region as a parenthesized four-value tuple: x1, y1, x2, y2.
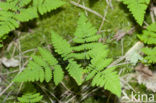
(121, 0, 150, 25)
(138, 23, 156, 63)
(14, 13, 121, 98)
(0, 0, 65, 38)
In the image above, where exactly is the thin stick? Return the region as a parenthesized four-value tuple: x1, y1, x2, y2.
(107, 41, 144, 68)
(70, 1, 103, 18)
(97, 6, 108, 34)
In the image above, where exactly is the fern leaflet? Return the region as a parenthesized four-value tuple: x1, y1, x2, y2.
(138, 23, 156, 63)
(121, 0, 150, 25)
(18, 93, 43, 103)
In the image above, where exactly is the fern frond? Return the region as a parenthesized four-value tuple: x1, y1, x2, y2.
(86, 45, 121, 97)
(138, 23, 156, 45)
(51, 31, 72, 58)
(32, 55, 52, 82)
(74, 13, 97, 38)
(92, 67, 121, 97)
(142, 47, 156, 63)
(138, 23, 156, 63)
(15, 7, 38, 22)
(33, 0, 65, 15)
(18, 0, 31, 7)
(14, 47, 64, 85)
(66, 60, 83, 85)
(72, 43, 102, 52)
(38, 47, 58, 66)
(14, 61, 45, 82)
(73, 34, 101, 43)
(0, 11, 19, 37)
(0, 0, 65, 38)
(121, 0, 150, 25)
(53, 65, 64, 85)
(18, 93, 43, 103)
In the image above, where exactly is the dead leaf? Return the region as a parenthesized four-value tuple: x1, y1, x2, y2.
(0, 57, 20, 68)
(135, 63, 156, 92)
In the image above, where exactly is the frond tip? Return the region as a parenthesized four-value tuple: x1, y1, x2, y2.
(121, 0, 150, 25)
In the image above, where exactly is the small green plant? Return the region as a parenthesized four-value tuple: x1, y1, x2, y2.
(0, 0, 65, 38)
(138, 23, 156, 63)
(18, 93, 43, 103)
(13, 13, 121, 102)
(121, 0, 150, 25)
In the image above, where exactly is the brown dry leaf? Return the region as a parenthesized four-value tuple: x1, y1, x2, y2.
(0, 57, 20, 68)
(135, 63, 156, 92)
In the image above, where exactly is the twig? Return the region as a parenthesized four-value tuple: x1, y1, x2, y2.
(97, 6, 108, 34)
(70, 1, 103, 18)
(107, 41, 144, 68)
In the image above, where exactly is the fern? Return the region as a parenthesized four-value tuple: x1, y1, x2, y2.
(121, 0, 150, 25)
(141, 47, 156, 63)
(70, 13, 102, 60)
(18, 93, 43, 103)
(86, 45, 121, 97)
(66, 60, 84, 85)
(14, 47, 64, 85)
(0, 0, 65, 38)
(138, 23, 156, 63)
(14, 13, 121, 97)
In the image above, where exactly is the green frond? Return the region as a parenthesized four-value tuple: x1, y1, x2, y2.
(91, 67, 121, 97)
(142, 47, 156, 63)
(73, 35, 101, 43)
(138, 23, 156, 63)
(15, 7, 38, 22)
(53, 65, 64, 85)
(0, 11, 19, 37)
(33, 0, 65, 15)
(121, 0, 150, 25)
(74, 13, 97, 38)
(18, 93, 43, 103)
(14, 61, 45, 82)
(32, 55, 52, 82)
(66, 60, 83, 85)
(18, 0, 31, 7)
(38, 47, 58, 66)
(138, 23, 156, 45)
(14, 47, 65, 85)
(85, 44, 121, 97)
(72, 43, 102, 52)
(51, 31, 72, 58)
(0, 0, 65, 39)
